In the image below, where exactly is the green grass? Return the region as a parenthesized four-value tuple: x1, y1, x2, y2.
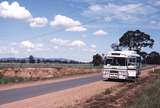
(0, 74, 28, 84)
(125, 69, 160, 108)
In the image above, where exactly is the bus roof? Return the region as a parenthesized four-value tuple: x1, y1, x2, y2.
(106, 50, 140, 58)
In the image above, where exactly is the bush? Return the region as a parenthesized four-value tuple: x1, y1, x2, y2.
(0, 76, 27, 84)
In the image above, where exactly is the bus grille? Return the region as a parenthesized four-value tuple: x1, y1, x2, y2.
(110, 71, 118, 73)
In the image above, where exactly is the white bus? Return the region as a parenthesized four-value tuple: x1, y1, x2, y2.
(102, 50, 141, 81)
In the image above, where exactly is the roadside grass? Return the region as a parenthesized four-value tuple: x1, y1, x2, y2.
(0, 73, 30, 84)
(0, 63, 102, 69)
(125, 69, 160, 108)
(0, 63, 102, 84)
(104, 87, 113, 95)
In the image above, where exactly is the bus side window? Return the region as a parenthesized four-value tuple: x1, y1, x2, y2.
(107, 59, 111, 65)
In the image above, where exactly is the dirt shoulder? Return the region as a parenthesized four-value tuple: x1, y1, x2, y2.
(78, 66, 160, 108)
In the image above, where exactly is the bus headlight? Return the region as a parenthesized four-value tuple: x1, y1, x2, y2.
(103, 70, 109, 75)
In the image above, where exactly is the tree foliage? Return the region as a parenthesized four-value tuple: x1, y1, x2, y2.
(139, 51, 148, 64)
(139, 51, 148, 59)
(119, 30, 154, 52)
(92, 54, 103, 66)
(145, 51, 160, 64)
(29, 55, 35, 63)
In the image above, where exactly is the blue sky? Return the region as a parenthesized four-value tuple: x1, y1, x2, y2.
(0, 0, 160, 61)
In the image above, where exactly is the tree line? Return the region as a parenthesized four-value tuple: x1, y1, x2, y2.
(0, 55, 85, 64)
(140, 51, 160, 64)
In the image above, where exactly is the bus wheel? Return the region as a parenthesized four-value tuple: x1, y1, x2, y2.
(128, 78, 137, 82)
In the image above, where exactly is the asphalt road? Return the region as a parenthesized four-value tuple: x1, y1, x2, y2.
(0, 74, 102, 105)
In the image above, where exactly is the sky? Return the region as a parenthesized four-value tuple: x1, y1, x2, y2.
(0, 0, 160, 61)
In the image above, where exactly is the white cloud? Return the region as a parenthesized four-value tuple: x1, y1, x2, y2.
(150, 20, 157, 24)
(54, 46, 59, 49)
(66, 26, 87, 32)
(0, 1, 32, 20)
(94, 29, 107, 36)
(89, 49, 96, 53)
(21, 40, 35, 49)
(83, 48, 96, 53)
(0, 1, 49, 28)
(70, 40, 86, 47)
(10, 47, 19, 54)
(83, 3, 156, 21)
(29, 17, 48, 27)
(50, 15, 81, 28)
(85, 44, 97, 53)
(89, 4, 103, 12)
(19, 40, 45, 52)
(91, 44, 96, 49)
(50, 38, 70, 46)
(50, 15, 87, 32)
(0, 47, 19, 54)
(50, 38, 86, 48)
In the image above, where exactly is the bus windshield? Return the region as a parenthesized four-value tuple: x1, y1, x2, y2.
(105, 57, 126, 66)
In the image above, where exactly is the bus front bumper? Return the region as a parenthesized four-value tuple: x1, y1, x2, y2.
(103, 70, 128, 80)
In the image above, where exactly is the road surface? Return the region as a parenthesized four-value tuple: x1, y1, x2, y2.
(0, 74, 102, 105)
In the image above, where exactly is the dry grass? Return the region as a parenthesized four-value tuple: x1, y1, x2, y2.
(79, 68, 160, 108)
(125, 69, 160, 108)
(0, 63, 98, 69)
(0, 67, 101, 84)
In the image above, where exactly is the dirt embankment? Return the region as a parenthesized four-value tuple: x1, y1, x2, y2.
(0, 67, 101, 79)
